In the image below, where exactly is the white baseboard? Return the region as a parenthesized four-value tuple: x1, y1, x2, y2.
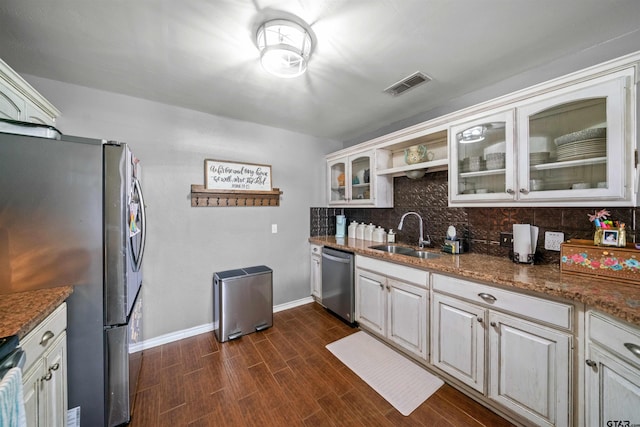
(133, 296, 316, 351)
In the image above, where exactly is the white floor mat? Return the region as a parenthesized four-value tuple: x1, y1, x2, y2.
(326, 331, 443, 416)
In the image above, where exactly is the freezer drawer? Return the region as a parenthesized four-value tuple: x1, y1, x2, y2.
(213, 265, 273, 342)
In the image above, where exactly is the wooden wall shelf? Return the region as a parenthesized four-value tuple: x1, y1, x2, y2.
(190, 184, 282, 207)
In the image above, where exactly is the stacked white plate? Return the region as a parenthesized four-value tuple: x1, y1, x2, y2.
(530, 151, 551, 165)
(554, 128, 606, 162)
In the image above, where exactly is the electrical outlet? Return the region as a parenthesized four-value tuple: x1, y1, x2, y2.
(500, 232, 513, 247)
(544, 231, 565, 251)
(271, 224, 278, 234)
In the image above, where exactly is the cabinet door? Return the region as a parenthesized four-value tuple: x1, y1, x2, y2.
(488, 311, 571, 427)
(348, 152, 373, 205)
(42, 332, 67, 427)
(431, 293, 485, 392)
(23, 358, 45, 427)
(0, 80, 26, 121)
(449, 110, 516, 203)
(387, 279, 428, 360)
(355, 269, 386, 335)
(328, 157, 348, 204)
(585, 345, 640, 426)
(310, 253, 322, 299)
(516, 71, 630, 202)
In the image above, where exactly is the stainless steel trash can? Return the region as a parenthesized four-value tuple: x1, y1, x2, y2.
(213, 265, 273, 342)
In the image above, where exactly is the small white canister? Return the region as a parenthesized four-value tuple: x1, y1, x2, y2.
(387, 229, 396, 243)
(356, 222, 366, 240)
(347, 221, 358, 239)
(364, 223, 376, 241)
(373, 226, 387, 243)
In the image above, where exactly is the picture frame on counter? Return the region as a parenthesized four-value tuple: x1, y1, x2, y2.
(601, 229, 620, 246)
(204, 159, 272, 192)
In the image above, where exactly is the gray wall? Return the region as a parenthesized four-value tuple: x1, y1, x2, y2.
(25, 76, 342, 341)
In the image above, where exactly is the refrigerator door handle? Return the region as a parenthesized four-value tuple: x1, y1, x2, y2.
(132, 177, 147, 272)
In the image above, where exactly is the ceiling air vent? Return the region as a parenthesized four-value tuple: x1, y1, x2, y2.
(383, 71, 432, 96)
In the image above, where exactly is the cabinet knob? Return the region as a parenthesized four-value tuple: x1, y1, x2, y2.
(39, 330, 55, 346)
(476, 317, 483, 323)
(41, 371, 53, 382)
(478, 293, 497, 302)
(519, 188, 529, 194)
(506, 189, 515, 195)
(585, 359, 598, 368)
(50, 362, 60, 372)
(490, 321, 497, 327)
(624, 343, 640, 359)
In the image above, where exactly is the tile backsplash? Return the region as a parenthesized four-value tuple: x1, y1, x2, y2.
(310, 171, 639, 264)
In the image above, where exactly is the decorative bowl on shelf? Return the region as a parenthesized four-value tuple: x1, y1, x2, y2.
(405, 169, 426, 179)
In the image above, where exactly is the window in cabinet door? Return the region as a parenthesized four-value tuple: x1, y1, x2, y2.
(329, 159, 347, 203)
(350, 155, 372, 203)
(450, 110, 516, 201)
(517, 73, 629, 202)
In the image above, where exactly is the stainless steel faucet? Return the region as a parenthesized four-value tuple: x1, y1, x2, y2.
(398, 211, 431, 248)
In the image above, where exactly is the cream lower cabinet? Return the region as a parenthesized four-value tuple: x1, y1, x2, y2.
(21, 303, 68, 427)
(355, 256, 429, 360)
(310, 244, 322, 301)
(585, 311, 640, 426)
(432, 274, 573, 427)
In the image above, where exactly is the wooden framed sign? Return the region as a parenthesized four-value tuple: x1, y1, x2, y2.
(204, 159, 272, 191)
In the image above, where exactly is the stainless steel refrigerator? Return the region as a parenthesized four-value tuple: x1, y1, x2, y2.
(0, 119, 147, 426)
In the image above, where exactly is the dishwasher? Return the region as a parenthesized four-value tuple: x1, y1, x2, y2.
(321, 247, 355, 324)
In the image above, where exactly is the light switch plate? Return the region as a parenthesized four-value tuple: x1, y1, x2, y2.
(544, 231, 564, 251)
(271, 224, 278, 233)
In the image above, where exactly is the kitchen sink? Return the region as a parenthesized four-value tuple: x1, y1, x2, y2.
(369, 244, 414, 254)
(406, 250, 441, 260)
(369, 245, 441, 260)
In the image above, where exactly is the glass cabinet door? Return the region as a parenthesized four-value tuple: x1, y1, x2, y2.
(450, 110, 516, 202)
(328, 157, 347, 204)
(517, 74, 629, 201)
(349, 153, 372, 204)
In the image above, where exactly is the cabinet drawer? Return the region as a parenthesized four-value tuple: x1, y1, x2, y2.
(356, 255, 428, 287)
(432, 274, 573, 330)
(589, 311, 640, 368)
(20, 303, 67, 373)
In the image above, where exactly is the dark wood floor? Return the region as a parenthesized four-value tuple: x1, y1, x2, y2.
(129, 302, 515, 426)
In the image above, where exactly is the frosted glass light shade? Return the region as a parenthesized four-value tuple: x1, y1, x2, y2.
(256, 19, 312, 78)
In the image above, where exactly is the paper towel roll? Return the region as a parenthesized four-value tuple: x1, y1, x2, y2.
(513, 224, 532, 263)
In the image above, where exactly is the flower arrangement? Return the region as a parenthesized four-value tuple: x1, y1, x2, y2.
(588, 208, 626, 247)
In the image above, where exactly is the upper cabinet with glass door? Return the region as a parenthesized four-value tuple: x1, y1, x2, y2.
(516, 70, 632, 204)
(327, 149, 392, 207)
(450, 110, 515, 203)
(450, 67, 636, 206)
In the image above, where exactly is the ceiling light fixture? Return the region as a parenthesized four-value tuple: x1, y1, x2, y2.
(256, 19, 312, 78)
(458, 125, 486, 143)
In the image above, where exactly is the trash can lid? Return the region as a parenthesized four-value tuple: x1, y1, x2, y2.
(214, 265, 272, 280)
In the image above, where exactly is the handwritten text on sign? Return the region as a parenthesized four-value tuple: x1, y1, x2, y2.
(205, 159, 272, 191)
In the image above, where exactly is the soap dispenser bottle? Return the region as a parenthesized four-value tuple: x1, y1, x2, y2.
(387, 229, 395, 243)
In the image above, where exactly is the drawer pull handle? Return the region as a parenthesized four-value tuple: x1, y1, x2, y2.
(40, 330, 55, 346)
(478, 293, 497, 302)
(49, 362, 60, 372)
(585, 359, 598, 368)
(624, 343, 640, 359)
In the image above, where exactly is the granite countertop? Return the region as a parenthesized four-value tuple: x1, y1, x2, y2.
(310, 236, 640, 326)
(0, 286, 73, 339)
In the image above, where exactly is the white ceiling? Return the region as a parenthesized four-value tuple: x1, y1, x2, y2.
(1, 1, 640, 143)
